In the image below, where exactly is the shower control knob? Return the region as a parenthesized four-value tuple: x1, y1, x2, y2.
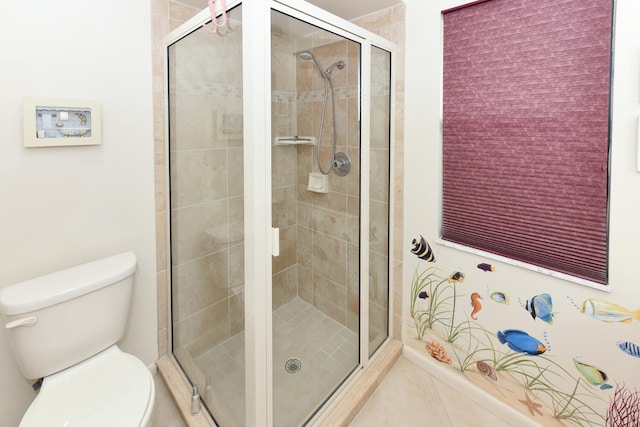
(332, 152, 351, 177)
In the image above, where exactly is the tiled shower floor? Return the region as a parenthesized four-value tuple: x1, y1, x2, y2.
(194, 297, 359, 427)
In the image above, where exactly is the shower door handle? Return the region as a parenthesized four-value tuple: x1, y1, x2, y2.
(272, 227, 280, 257)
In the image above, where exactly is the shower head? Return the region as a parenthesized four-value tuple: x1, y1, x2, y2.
(299, 50, 326, 78)
(325, 60, 345, 76)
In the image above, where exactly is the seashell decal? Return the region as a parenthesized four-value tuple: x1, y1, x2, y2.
(425, 341, 452, 364)
(519, 393, 543, 416)
(476, 360, 497, 381)
(490, 291, 509, 304)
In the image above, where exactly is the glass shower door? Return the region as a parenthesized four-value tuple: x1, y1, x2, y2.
(168, 4, 246, 426)
(270, 10, 361, 426)
(166, 2, 393, 425)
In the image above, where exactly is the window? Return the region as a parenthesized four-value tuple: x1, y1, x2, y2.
(441, 0, 613, 285)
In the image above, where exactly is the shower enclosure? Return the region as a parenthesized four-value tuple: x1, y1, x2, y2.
(165, 1, 393, 425)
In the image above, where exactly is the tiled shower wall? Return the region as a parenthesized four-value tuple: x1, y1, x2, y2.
(168, 23, 245, 358)
(271, 30, 300, 310)
(151, 0, 203, 358)
(151, 0, 405, 358)
(271, 34, 363, 333)
(297, 39, 363, 333)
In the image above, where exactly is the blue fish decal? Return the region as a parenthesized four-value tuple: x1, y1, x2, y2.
(410, 235, 435, 262)
(618, 341, 640, 358)
(490, 292, 509, 304)
(477, 263, 495, 272)
(525, 294, 554, 325)
(573, 358, 612, 390)
(497, 329, 547, 355)
(580, 298, 640, 323)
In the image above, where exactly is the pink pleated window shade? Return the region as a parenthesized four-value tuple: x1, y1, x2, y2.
(441, 0, 613, 284)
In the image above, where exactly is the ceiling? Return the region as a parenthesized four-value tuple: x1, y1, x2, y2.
(179, 0, 402, 21)
(305, 0, 401, 20)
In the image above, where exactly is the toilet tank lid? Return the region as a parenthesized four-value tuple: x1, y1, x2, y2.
(0, 252, 137, 316)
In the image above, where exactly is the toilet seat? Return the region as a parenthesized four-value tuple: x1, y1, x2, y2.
(20, 345, 155, 427)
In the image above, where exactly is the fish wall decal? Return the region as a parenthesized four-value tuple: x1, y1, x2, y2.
(477, 262, 495, 272)
(497, 329, 547, 355)
(410, 235, 435, 262)
(618, 341, 640, 358)
(573, 358, 613, 390)
(448, 271, 465, 283)
(580, 298, 640, 323)
(524, 294, 554, 325)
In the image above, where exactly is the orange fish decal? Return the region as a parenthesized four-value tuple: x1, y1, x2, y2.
(471, 292, 482, 320)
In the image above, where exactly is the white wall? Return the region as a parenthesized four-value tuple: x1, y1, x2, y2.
(404, 0, 640, 422)
(0, 1, 157, 425)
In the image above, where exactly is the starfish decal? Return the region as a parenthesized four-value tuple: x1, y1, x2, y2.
(518, 393, 543, 416)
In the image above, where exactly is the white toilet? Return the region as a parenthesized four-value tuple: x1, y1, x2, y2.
(0, 252, 155, 427)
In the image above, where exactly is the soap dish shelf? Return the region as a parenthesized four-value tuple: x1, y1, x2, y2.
(274, 136, 317, 146)
(307, 172, 328, 193)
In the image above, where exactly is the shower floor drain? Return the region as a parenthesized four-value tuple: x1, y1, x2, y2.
(284, 358, 302, 374)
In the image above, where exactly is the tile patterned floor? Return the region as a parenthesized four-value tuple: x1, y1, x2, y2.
(187, 298, 359, 427)
(153, 310, 512, 426)
(349, 357, 514, 427)
(152, 374, 186, 427)
(154, 355, 514, 427)
(272, 298, 359, 426)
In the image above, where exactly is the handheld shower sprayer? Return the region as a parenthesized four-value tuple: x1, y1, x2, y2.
(298, 50, 350, 176)
(299, 50, 344, 79)
(325, 60, 345, 77)
(299, 50, 324, 76)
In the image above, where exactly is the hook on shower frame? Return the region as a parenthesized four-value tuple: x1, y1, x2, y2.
(203, 0, 232, 35)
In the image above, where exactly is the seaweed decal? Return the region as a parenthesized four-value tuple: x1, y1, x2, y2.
(606, 383, 640, 426)
(408, 244, 609, 426)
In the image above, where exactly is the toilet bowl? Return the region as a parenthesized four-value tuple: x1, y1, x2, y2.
(20, 346, 155, 427)
(0, 252, 155, 427)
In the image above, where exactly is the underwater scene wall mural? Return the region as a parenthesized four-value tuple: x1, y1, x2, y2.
(407, 235, 640, 426)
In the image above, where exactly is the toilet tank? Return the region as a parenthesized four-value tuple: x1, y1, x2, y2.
(0, 252, 137, 380)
